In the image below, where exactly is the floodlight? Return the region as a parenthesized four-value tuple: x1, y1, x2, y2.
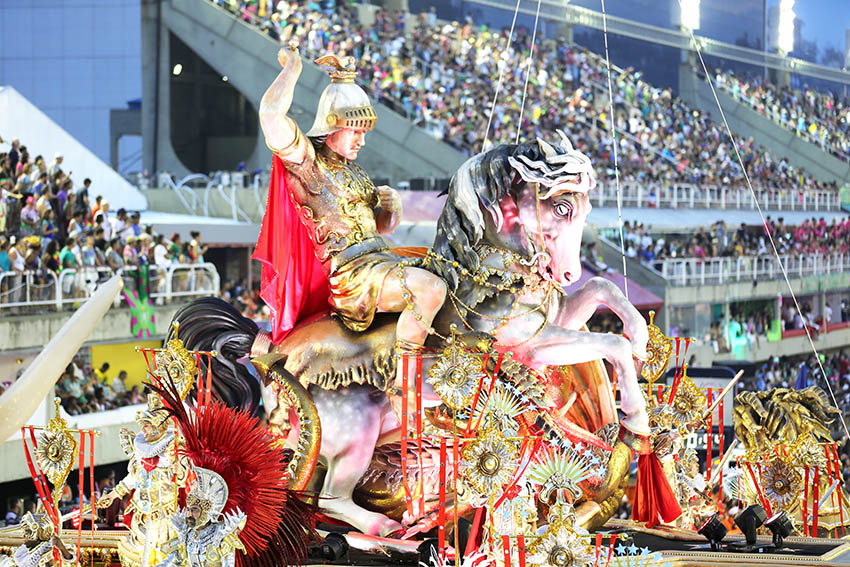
(172, 63, 183, 76)
(696, 513, 727, 550)
(680, 0, 700, 31)
(765, 511, 794, 549)
(777, 0, 795, 54)
(734, 504, 768, 548)
(320, 532, 348, 560)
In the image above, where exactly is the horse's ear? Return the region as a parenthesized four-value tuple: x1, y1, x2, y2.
(536, 137, 557, 160)
(556, 129, 574, 152)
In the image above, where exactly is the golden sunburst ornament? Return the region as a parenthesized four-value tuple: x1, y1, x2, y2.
(472, 385, 524, 435)
(461, 428, 519, 498)
(668, 369, 706, 431)
(427, 341, 485, 411)
(35, 398, 78, 504)
(148, 322, 199, 401)
(526, 504, 594, 567)
(641, 311, 673, 384)
(527, 445, 595, 503)
(762, 455, 803, 511)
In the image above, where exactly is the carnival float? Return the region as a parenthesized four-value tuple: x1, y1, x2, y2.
(2, 22, 850, 567)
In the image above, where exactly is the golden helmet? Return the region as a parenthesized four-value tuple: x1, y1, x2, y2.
(306, 54, 377, 138)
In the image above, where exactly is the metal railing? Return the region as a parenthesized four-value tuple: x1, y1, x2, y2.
(658, 254, 849, 286)
(0, 263, 220, 314)
(593, 181, 842, 212)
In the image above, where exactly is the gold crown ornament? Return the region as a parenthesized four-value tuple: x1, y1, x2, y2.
(20, 512, 54, 542)
(315, 54, 358, 83)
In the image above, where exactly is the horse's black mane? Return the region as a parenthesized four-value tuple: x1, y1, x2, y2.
(432, 141, 544, 291)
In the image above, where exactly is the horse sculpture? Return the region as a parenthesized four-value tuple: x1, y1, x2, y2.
(170, 132, 651, 539)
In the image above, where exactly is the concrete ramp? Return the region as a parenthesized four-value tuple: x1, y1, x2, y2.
(143, 0, 466, 183)
(0, 86, 147, 210)
(678, 66, 850, 185)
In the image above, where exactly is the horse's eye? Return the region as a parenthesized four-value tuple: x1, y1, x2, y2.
(554, 202, 573, 219)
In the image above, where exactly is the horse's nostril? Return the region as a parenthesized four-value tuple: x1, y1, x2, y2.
(563, 272, 572, 283)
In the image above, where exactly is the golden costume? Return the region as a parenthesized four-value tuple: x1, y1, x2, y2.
(110, 397, 186, 567)
(278, 129, 402, 333)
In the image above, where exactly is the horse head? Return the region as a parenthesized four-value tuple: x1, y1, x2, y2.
(509, 130, 596, 286)
(432, 129, 596, 290)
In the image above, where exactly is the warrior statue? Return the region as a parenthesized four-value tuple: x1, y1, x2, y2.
(98, 394, 186, 567)
(157, 468, 246, 567)
(0, 513, 74, 567)
(253, 42, 447, 369)
(170, 129, 670, 538)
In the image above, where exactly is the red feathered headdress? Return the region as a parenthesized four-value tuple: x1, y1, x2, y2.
(149, 376, 318, 566)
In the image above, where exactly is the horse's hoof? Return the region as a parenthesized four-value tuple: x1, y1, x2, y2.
(617, 421, 652, 453)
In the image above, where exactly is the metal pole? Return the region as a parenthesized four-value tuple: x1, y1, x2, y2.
(153, 0, 162, 175)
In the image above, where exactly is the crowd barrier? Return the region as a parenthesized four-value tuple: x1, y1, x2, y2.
(594, 181, 841, 212)
(659, 253, 849, 286)
(0, 262, 220, 313)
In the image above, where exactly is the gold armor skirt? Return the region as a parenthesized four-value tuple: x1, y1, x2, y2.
(328, 245, 404, 333)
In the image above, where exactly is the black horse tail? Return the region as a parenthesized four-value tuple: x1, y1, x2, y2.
(167, 297, 263, 416)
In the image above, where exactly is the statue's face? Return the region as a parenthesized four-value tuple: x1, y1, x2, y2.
(326, 128, 367, 160)
(514, 188, 592, 287)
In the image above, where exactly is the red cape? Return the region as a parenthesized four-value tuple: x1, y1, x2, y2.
(252, 155, 331, 344)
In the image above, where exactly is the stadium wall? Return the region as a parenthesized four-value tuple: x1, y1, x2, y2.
(141, 0, 466, 181)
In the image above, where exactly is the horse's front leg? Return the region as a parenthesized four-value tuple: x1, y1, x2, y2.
(552, 277, 649, 360)
(510, 324, 650, 436)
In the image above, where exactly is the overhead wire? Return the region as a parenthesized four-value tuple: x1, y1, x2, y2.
(599, 0, 630, 300)
(515, 0, 543, 144)
(482, 0, 522, 151)
(674, 0, 850, 441)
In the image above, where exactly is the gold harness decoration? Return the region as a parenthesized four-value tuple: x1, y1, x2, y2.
(310, 150, 380, 257)
(641, 310, 673, 384)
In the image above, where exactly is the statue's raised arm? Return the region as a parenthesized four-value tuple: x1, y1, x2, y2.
(259, 42, 310, 164)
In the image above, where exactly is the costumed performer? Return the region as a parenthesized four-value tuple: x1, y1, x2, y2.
(98, 394, 186, 567)
(0, 513, 74, 567)
(156, 468, 246, 567)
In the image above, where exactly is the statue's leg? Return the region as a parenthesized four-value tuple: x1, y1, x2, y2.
(554, 276, 649, 359)
(378, 266, 447, 381)
(312, 386, 403, 537)
(508, 325, 650, 436)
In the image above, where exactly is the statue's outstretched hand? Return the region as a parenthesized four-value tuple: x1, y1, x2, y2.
(277, 41, 302, 75)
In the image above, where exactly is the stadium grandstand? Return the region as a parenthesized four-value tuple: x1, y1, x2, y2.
(1, 0, 850, 561)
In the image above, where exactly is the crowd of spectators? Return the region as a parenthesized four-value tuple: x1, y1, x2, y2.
(0, 136, 213, 311)
(3, 467, 125, 528)
(223, 0, 839, 195)
(55, 358, 146, 416)
(715, 70, 850, 162)
(220, 278, 269, 322)
(611, 216, 850, 268)
(0, 352, 145, 417)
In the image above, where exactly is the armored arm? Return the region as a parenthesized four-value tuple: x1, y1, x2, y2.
(260, 43, 310, 164)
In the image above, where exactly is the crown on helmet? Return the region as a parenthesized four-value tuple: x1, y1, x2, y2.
(136, 393, 170, 429)
(306, 54, 377, 137)
(509, 129, 597, 198)
(21, 513, 53, 542)
(186, 467, 229, 526)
